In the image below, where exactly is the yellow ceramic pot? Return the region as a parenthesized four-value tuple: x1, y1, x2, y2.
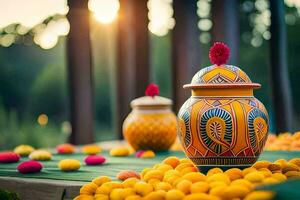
(123, 96, 178, 151)
(178, 64, 269, 171)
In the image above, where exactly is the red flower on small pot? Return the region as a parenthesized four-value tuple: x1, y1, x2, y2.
(145, 83, 159, 97)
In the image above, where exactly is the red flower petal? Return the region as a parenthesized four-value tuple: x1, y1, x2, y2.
(0, 152, 20, 163)
(209, 42, 230, 66)
(17, 161, 43, 174)
(84, 155, 106, 165)
(145, 83, 159, 97)
(135, 150, 145, 158)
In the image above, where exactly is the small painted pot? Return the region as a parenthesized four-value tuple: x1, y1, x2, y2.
(178, 64, 269, 172)
(123, 96, 178, 151)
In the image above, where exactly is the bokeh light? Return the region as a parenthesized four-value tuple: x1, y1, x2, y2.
(263, 31, 271, 40)
(282, 1, 300, 25)
(0, 34, 15, 47)
(246, 0, 270, 47)
(199, 32, 211, 44)
(197, 0, 211, 18)
(34, 32, 58, 49)
(285, 13, 297, 25)
(33, 18, 70, 49)
(285, 0, 300, 10)
(16, 25, 30, 35)
(242, 1, 255, 12)
(48, 18, 70, 36)
(37, 114, 48, 126)
(251, 36, 263, 47)
(88, 0, 120, 24)
(61, 121, 72, 135)
(197, 0, 212, 44)
(244, 0, 300, 47)
(198, 19, 212, 31)
(0, 0, 69, 49)
(148, 0, 175, 37)
(0, 0, 68, 28)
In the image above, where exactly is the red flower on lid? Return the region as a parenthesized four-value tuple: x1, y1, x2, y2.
(209, 42, 230, 66)
(145, 83, 159, 97)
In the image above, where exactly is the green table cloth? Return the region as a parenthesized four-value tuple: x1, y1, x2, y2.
(0, 150, 300, 182)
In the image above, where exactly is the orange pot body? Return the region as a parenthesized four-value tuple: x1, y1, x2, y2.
(123, 107, 178, 151)
(178, 87, 269, 169)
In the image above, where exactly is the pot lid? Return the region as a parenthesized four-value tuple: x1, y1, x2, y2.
(184, 42, 261, 89)
(131, 96, 172, 107)
(131, 83, 172, 107)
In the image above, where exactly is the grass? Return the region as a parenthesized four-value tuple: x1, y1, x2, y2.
(0, 103, 116, 151)
(0, 105, 67, 151)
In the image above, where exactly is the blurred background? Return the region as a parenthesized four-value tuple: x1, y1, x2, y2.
(0, 0, 299, 150)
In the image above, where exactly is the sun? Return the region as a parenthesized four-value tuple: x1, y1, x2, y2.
(88, 0, 120, 24)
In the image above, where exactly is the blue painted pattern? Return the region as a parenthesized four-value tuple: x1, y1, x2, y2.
(200, 108, 233, 154)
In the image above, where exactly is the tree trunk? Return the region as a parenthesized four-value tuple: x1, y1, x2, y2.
(172, 0, 201, 112)
(211, 0, 239, 65)
(269, 0, 293, 133)
(67, 0, 94, 144)
(116, 0, 150, 139)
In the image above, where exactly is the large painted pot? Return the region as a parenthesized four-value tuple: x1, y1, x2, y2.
(178, 43, 269, 171)
(123, 86, 178, 151)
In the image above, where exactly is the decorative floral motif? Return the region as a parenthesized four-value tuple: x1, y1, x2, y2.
(200, 108, 233, 155)
(178, 110, 191, 148)
(248, 108, 269, 155)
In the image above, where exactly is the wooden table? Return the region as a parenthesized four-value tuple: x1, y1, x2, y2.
(1, 144, 300, 200)
(0, 177, 83, 200)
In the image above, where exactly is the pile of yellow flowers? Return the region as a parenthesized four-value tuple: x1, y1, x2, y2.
(265, 132, 300, 151)
(172, 132, 300, 152)
(74, 156, 300, 200)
